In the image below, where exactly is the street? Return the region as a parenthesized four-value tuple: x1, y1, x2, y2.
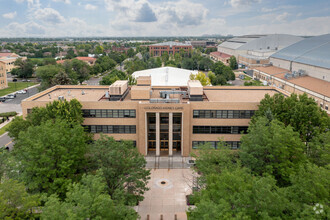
(0, 132, 13, 150)
(0, 86, 39, 113)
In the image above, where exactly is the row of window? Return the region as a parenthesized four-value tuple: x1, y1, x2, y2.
(193, 110, 255, 119)
(193, 126, 248, 134)
(82, 109, 136, 118)
(192, 141, 241, 149)
(85, 125, 136, 134)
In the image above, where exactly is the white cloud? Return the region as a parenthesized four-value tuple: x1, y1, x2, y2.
(261, 7, 276, 13)
(15, 0, 41, 8)
(276, 12, 290, 22)
(2, 21, 45, 37)
(52, 0, 71, 4)
(85, 4, 97, 10)
(34, 8, 65, 25)
(3, 11, 17, 19)
(229, 0, 261, 8)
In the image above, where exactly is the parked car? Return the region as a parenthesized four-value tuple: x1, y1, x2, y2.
(6, 94, 16, 99)
(17, 90, 27, 94)
(22, 79, 31, 82)
(0, 97, 6, 102)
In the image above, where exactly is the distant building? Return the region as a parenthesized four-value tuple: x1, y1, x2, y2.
(0, 52, 27, 89)
(149, 42, 192, 57)
(190, 41, 217, 48)
(75, 57, 97, 65)
(0, 61, 7, 89)
(112, 46, 129, 54)
(132, 67, 198, 86)
(210, 51, 231, 64)
(270, 34, 330, 82)
(218, 34, 303, 68)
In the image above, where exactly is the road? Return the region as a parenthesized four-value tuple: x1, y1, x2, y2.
(0, 133, 13, 150)
(0, 86, 39, 113)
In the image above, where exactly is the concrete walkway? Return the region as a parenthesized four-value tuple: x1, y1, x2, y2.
(137, 169, 195, 220)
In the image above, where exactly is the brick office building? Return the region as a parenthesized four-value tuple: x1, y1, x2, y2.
(22, 76, 283, 157)
(149, 42, 192, 57)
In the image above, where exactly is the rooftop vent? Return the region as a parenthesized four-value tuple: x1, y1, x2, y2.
(58, 96, 64, 101)
(81, 90, 85, 95)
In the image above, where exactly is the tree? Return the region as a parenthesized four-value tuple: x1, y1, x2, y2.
(182, 58, 194, 70)
(307, 131, 330, 167)
(12, 58, 34, 78)
(71, 59, 90, 84)
(36, 64, 63, 90)
(95, 56, 116, 73)
(189, 72, 211, 86)
(13, 119, 88, 197)
(8, 99, 83, 140)
(240, 117, 307, 186)
(100, 69, 127, 85)
(89, 136, 150, 205)
(188, 167, 289, 219)
(0, 178, 39, 219)
(253, 93, 330, 142)
(126, 48, 135, 58)
(41, 173, 137, 220)
(94, 45, 104, 54)
(229, 55, 238, 69)
(285, 163, 330, 219)
(52, 71, 72, 85)
(161, 51, 169, 63)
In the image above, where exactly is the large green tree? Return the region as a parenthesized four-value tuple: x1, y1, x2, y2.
(89, 136, 150, 205)
(12, 58, 34, 78)
(0, 178, 39, 219)
(229, 55, 238, 69)
(8, 99, 83, 140)
(100, 69, 127, 85)
(188, 168, 289, 219)
(253, 93, 330, 142)
(42, 173, 137, 220)
(240, 117, 306, 186)
(13, 119, 88, 197)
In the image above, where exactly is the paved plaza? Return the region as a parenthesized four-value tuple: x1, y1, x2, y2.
(137, 168, 195, 220)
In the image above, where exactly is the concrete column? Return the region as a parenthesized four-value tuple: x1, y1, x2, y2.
(169, 112, 173, 156)
(156, 112, 160, 156)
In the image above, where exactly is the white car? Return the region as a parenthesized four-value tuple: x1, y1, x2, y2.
(17, 90, 27, 94)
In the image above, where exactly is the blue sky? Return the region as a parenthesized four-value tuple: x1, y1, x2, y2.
(0, 0, 329, 37)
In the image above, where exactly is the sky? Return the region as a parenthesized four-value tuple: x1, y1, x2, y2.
(0, 0, 329, 37)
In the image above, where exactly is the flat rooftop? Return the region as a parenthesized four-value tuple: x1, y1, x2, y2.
(26, 85, 281, 103)
(254, 66, 330, 97)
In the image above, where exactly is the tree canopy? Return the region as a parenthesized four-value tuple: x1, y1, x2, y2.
(89, 136, 150, 205)
(41, 173, 137, 220)
(13, 119, 88, 197)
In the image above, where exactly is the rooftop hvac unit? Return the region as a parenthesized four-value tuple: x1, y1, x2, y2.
(292, 71, 299, 78)
(298, 69, 306, 76)
(284, 73, 292, 79)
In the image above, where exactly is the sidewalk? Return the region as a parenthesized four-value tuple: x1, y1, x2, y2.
(0, 112, 22, 129)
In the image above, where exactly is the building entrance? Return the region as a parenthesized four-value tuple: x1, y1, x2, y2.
(147, 112, 182, 156)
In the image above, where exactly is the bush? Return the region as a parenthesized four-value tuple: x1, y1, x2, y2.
(0, 112, 17, 117)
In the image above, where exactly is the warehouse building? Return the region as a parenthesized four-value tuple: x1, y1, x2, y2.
(270, 34, 330, 82)
(22, 76, 283, 157)
(217, 34, 303, 67)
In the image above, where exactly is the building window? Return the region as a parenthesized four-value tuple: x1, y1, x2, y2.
(82, 109, 136, 118)
(192, 141, 241, 149)
(85, 125, 136, 134)
(193, 110, 255, 119)
(325, 105, 328, 111)
(193, 126, 248, 134)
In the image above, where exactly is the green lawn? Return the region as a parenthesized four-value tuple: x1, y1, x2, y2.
(0, 121, 12, 136)
(0, 82, 37, 97)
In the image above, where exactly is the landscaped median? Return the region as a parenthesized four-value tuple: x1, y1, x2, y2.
(0, 82, 37, 97)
